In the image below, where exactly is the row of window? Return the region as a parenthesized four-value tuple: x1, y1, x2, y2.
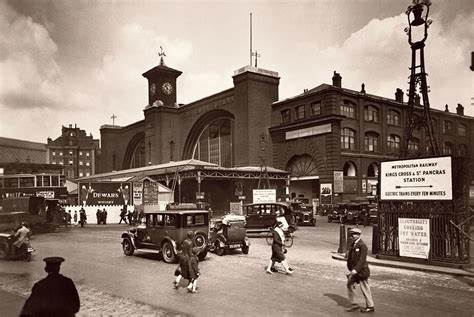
(340, 128, 468, 155)
(51, 151, 91, 157)
(51, 160, 91, 166)
(0, 175, 65, 188)
(281, 102, 321, 124)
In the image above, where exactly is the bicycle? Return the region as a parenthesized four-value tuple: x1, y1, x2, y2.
(265, 228, 294, 248)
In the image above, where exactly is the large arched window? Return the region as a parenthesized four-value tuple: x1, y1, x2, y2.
(343, 161, 357, 177)
(130, 139, 145, 168)
(286, 154, 318, 177)
(387, 110, 400, 126)
(192, 118, 232, 167)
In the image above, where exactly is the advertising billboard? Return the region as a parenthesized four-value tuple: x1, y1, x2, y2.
(79, 182, 130, 206)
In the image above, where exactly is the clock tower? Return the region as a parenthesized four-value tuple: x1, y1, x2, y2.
(142, 51, 182, 107)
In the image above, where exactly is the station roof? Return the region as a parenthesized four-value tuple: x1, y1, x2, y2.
(77, 159, 289, 183)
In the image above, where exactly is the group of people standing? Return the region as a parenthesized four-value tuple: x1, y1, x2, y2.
(173, 231, 200, 293)
(119, 206, 142, 225)
(95, 208, 108, 224)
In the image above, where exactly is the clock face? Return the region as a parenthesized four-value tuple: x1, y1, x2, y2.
(149, 83, 156, 95)
(162, 82, 173, 95)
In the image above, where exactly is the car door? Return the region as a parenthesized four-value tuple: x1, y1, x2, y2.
(244, 205, 259, 229)
(150, 213, 165, 247)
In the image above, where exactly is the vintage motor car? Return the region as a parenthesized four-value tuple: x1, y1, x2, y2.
(289, 201, 316, 226)
(121, 205, 209, 263)
(242, 202, 297, 233)
(209, 214, 250, 256)
(327, 203, 347, 223)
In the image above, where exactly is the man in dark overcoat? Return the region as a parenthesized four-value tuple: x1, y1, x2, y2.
(21, 257, 80, 316)
(346, 228, 375, 313)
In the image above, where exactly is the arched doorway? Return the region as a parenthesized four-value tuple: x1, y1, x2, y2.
(122, 132, 146, 169)
(286, 154, 319, 202)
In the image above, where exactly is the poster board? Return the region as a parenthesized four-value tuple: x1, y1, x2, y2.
(320, 183, 332, 205)
(333, 171, 343, 193)
(398, 218, 430, 259)
(380, 156, 452, 200)
(253, 189, 276, 203)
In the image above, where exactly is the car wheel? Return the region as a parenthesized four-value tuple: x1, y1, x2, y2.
(198, 249, 208, 261)
(162, 241, 176, 263)
(193, 232, 207, 249)
(241, 245, 249, 254)
(122, 238, 134, 256)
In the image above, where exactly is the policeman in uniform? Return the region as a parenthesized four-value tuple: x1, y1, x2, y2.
(21, 257, 80, 316)
(346, 228, 375, 313)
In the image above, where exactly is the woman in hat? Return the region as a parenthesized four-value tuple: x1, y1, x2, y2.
(265, 220, 294, 275)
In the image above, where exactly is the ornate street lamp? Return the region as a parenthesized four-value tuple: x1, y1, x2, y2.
(402, 0, 439, 157)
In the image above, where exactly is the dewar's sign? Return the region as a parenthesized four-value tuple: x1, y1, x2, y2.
(79, 182, 130, 205)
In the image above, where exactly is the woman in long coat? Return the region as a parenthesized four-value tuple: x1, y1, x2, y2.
(265, 221, 294, 275)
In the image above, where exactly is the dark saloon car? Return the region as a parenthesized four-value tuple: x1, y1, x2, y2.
(242, 202, 297, 232)
(121, 206, 209, 263)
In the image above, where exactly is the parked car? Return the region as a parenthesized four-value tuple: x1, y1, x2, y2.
(209, 214, 250, 256)
(328, 203, 347, 223)
(242, 202, 297, 232)
(290, 201, 316, 226)
(121, 205, 209, 263)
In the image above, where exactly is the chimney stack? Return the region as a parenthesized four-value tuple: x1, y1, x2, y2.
(332, 71, 342, 88)
(395, 88, 404, 103)
(456, 103, 464, 116)
(445, 104, 449, 112)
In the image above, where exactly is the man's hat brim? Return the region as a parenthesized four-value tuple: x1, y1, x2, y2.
(43, 257, 65, 265)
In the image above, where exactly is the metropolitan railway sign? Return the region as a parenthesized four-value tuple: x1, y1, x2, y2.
(380, 156, 452, 201)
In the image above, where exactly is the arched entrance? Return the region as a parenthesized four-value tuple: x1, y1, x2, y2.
(286, 154, 319, 202)
(122, 132, 146, 169)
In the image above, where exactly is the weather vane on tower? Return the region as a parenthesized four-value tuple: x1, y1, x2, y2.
(158, 46, 166, 66)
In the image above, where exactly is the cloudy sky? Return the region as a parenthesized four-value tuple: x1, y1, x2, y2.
(0, 0, 472, 143)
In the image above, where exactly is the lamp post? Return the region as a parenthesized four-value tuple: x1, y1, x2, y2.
(402, 0, 438, 157)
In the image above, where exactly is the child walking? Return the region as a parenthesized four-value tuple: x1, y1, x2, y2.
(187, 247, 200, 293)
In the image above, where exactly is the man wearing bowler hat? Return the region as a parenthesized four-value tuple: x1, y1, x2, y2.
(346, 228, 375, 313)
(21, 256, 80, 316)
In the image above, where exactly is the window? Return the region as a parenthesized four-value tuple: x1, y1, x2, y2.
(442, 142, 453, 155)
(340, 100, 355, 118)
(164, 214, 176, 227)
(367, 163, 379, 177)
(59, 161, 64, 165)
(295, 105, 305, 120)
(52, 161, 56, 165)
(281, 109, 291, 123)
(51, 176, 59, 187)
(343, 161, 357, 176)
(43, 176, 50, 187)
(79, 161, 83, 166)
(60, 152, 63, 156)
(69, 151, 73, 156)
(79, 151, 83, 156)
(185, 214, 206, 227)
(86, 152, 90, 157)
(86, 172, 90, 176)
(458, 124, 467, 136)
(20, 177, 34, 188)
(408, 138, 420, 151)
(364, 132, 379, 152)
(79, 172, 83, 177)
(36, 176, 43, 187)
(364, 105, 379, 122)
(311, 102, 321, 116)
(459, 144, 468, 157)
(387, 110, 400, 126)
(69, 160, 73, 165)
(52, 152, 56, 156)
(193, 118, 233, 167)
(387, 134, 401, 151)
(443, 120, 453, 134)
(341, 128, 356, 150)
(86, 162, 90, 166)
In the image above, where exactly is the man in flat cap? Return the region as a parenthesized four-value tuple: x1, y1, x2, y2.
(346, 228, 375, 313)
(21, 257, 80, 317)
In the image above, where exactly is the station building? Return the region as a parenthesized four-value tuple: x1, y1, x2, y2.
(92, 58, 474, 209)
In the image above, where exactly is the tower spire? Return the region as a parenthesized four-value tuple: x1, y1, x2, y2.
(158, 46, 166, 66)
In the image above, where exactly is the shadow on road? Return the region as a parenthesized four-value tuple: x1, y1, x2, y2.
(323, 293, 351, 307)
